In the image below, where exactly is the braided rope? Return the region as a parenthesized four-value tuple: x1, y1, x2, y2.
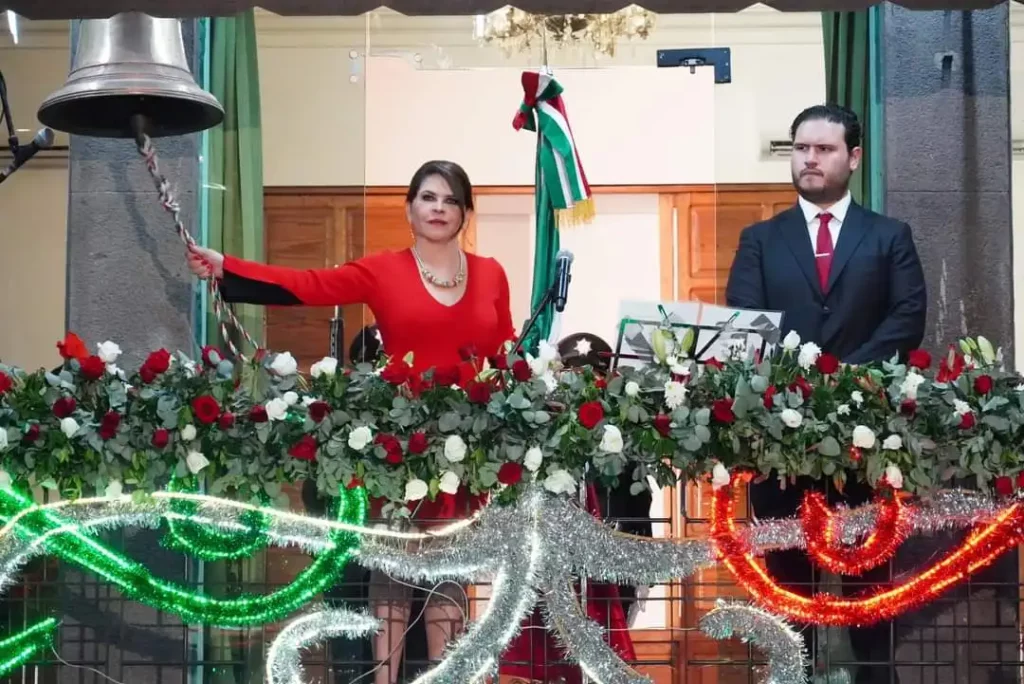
(135, 133, 261, 362)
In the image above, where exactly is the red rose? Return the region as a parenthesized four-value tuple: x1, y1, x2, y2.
(407, 374, 431, 397)
(0, 371, 11, 395)
(79, 355, 106, 381)
(936, 347, 965, 383)
(288, 435, 318, 461)
(789, 377, 813, 399)
(347, 477, 364, 490)
(594, 377, 607, 390)
(1017, 472, 1024, 490)
(433, 365, 461, 387)
(218, 412, 235, 430)
(900, 399, 917, 416)
(191, 395, 221, 424)
(57, 332, 88, 361)
(959, 411, 976, 430)
(249, 405, 269, 423)
(652, 413, 672, 437)
(578, 401, 605, 429)
(380, 360, 412, 385)
(308, 401, 331, 423)
(407, 431, 429, 454)
(467, 381, 493, 404)
(151, 428, 170, 448)
(974, 375, 993, 395)
(489, 355, 509, 371)
(375, 434, 403, 464)
(907, 349, 931, 370)
(99, 411, 121, 440)
(816, 353, 840, 375)
(201, 346, 222, 367)
(705, 358, 724, 371)
(498, 462, 524, 486)
(712, 398, 735, 424)
(763, 386, 778, 410)
(139, 365, 157, 384)
(144, 349, 172, 375)
(849, 446, 862, 462)
(52, 397, 76, 419)
(511, 360, 532, 382)
(995, 476, 1015, 497)
(21, 424, 40, 444)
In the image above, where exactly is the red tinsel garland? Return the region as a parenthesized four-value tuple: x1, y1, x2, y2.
(712, 479, 1024, 626)
(800, 491, 909, 576)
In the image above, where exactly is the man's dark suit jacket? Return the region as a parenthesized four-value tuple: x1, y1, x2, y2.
(725, 202, 927, 364)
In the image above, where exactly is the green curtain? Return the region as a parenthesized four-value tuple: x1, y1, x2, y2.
(821, 9, 883, 211)
(202, 11, 267, 684)
(205, 9, 264, 352)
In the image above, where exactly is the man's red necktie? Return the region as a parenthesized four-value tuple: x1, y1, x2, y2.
(815, 212, 834, 291)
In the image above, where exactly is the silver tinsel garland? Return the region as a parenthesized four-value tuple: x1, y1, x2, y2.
(0, 488, 1008, 684)
(699, 600, 808, 684)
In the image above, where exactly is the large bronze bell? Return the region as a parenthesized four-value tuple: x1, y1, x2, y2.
(38, 12, 224, 138)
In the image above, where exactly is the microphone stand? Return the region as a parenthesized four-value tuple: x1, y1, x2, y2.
(0, 70, 18, 152)
(513, 283, 557, 356)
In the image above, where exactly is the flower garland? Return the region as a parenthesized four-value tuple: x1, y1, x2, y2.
(0, 330, 1022, 510)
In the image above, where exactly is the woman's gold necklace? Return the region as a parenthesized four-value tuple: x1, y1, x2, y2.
(412, 247, 466, 289)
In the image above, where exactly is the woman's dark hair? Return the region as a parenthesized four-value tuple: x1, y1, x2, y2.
(348, 324, 383, 365)
(558, 332, 613, 376)
(405, 160, 475, 215)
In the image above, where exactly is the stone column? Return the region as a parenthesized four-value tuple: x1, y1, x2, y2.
(56, 17, 203, 683)
(883, 7, 1017, 683)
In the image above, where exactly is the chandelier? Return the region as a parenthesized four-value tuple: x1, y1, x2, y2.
(473, 5, 656, 58)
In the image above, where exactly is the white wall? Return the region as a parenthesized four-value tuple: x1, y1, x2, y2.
(0, 18, 69, 371)
(256, 7, 826, 187)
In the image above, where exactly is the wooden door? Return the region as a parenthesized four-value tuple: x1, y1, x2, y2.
(659, 184, 796, 684)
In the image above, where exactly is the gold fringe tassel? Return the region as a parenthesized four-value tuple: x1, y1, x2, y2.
(554, 196, 596, 229)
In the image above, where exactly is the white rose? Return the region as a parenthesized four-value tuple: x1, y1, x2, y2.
(444, 435, 468, 463)
(106, 364, 123, 378)
(711, 463, 731, 490)
(625, 381, 640, 398)
(105, 480, 124, 498)
(302, 396, 317, 407)
(270, 351, 298, 377)
(0, 471, 11, 490)
(0, 430, 7, 452)
(837, 404, 851, 416)
(883, 463, 903, 490)
(850, 390, 864, 407)
(265, 398, 289, 421)
(599, 425, 624, 453)
(310, 357, 339, 378)
(523, 446, 543, 472)
(882, 434, 903, 451)
(181, 424, 197, 442)
(405, 478, 429, 501)
(953, 399, 972, 416)
(900, 372, 926, 400)
(439, 470, 461, 495)
(543, 468, 577, 495)
(852, 425, 876, 449)
(60, 417, 79, 438)
(348, 426, 373, 451)
(780, 408, 803, 429)
(283, 391, 299, 406)
(782, 330, 801, 351)
(96, 341, 122, 364)
(186, 450, 209, 474)
(797, 342, 822, 370)
(537, 340, 559, 364)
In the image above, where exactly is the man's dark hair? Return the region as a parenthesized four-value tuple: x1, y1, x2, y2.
(789, 104, 861, 152)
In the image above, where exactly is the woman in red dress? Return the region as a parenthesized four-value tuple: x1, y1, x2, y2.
(187, 160, 515, 684)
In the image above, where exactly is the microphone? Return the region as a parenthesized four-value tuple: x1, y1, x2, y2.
(554, 249, 574, 313)
(0, 127, 55, 184)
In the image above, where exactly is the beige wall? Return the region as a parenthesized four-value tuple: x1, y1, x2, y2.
(0, 20, 69, 371)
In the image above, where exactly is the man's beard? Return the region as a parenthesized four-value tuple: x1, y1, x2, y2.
(792, 172, 849, 205)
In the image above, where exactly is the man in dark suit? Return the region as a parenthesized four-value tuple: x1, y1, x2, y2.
(725, 104, 926, 683)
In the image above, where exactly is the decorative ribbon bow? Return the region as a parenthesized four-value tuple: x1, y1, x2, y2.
(513, 70, 594, 227)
